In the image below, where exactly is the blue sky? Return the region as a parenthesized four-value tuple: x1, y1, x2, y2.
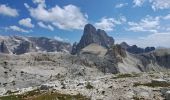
(0, 0, 170, 47)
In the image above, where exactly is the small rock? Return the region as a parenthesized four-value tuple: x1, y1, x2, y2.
(40, 84, 53, 90)
(165, 91, 170, 100)
(152, 79, 168, 84)
(161, 88, 170, 95)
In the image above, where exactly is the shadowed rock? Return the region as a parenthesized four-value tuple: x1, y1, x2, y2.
(0, 41, 10, 54)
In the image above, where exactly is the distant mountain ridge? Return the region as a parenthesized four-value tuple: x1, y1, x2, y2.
(0, 24, 170, 80)
(0, 36, 72, 54)
(120, 42, 155, 54)
(0, 24, 156, 55)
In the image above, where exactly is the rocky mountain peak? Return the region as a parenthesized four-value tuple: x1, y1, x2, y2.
(120, 42, 130, 49)
(72, 24, 115, 54)
(84, 24, 96, 35)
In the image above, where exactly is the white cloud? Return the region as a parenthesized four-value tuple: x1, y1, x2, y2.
(19, 18, 34, 28)
(6, 25, 29, 33)
(26, 3, 88, 30)
(116, 32, 170, 48)
(128, 16, 160, 33)
(133, 0, 170, 10)
(133, 0, 145, 7)
(115, 3, 128, 8)
(38, 22, 54, 31)
(95, 16, 126, 31)
(54, 36, 68, 42)
(32, 0, 45, 4)
(32, 0, 46, 7)
(0, 4, 18, 17)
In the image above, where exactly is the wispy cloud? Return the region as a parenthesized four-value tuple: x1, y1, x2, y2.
(95, 16, 126, 32)
(115, 3, 128, 8)
(38, 22, 54, 31)
(133, 0, 170, 10)
(6, 25, 30, 33)
(54, 36, 69, 42)
(127, 16, 160, 33)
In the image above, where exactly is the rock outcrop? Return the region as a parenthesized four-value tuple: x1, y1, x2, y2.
(72, 24, 114, 54)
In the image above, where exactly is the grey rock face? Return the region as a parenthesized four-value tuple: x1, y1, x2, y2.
(28, 37, 72, 52)
(72, 24, 114, 54)
(76, 53, 119, 74)
(0, 41, 10, 54)
(14, 41, 36, 55)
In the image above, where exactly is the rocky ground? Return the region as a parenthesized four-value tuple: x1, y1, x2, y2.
(0, 71, 170, 100)
(34, 72, 170, 100)
(0, 52, 170, 100)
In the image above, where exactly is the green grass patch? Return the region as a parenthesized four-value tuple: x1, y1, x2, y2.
(30, 92, 89, 100)
(85, 82, 94, 89)
(134, 81, 170, 87)
(114, 73, 140, 79)
(0, 89, 89, 100)
(132, 96, 144, 100)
